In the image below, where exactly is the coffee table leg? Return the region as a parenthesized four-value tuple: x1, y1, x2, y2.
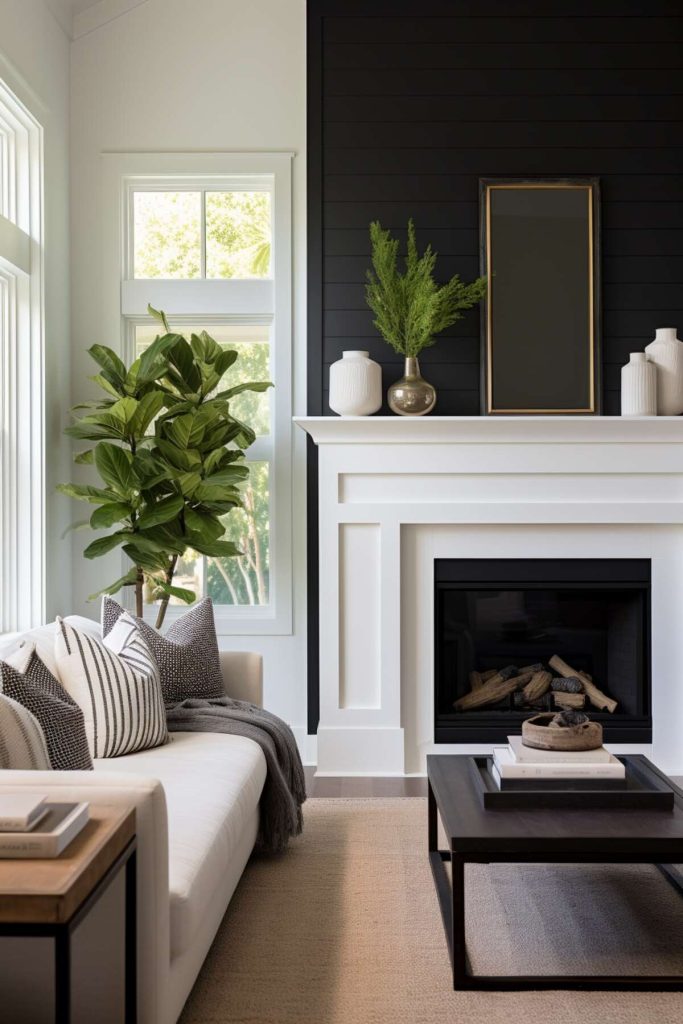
(451, 853, 468, 988)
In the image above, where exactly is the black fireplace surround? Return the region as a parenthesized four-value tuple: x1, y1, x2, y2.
(434, 559, 652, 745)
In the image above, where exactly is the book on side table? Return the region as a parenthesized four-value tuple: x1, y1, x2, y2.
(0, 803, 89, 858)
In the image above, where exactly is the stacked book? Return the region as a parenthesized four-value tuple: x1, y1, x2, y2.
(491, 735, 626, 790)
(0, 794, 89, 857)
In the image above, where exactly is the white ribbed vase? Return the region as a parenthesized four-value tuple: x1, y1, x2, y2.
(645, 327, 683, 415)
(621, 352, 657, 417)
(329, 350, 382, 416)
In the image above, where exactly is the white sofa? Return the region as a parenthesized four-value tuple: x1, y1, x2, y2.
(0, 617, 267, 1024)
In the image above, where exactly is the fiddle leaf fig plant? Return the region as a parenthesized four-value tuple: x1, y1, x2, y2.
(59, 306, 272, 628)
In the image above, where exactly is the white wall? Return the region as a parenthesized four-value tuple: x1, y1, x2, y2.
(69, 0, 310, 750)
(0, 0, 72, 621)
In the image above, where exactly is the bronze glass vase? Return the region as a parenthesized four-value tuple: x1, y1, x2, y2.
(387, 357, 436, 416)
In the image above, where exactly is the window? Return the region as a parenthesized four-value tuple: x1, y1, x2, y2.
(0, 78, 43, 633)
(104, 153, 292, 634)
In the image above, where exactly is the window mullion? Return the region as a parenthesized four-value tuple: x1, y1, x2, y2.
(200, 189, 206, 278)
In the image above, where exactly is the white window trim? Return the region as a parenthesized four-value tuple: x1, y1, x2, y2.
(102, 152, 293, 635)
(0, 76, 44, 635)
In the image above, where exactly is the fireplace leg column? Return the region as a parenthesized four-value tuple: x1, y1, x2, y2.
(316, 503, 405, 775)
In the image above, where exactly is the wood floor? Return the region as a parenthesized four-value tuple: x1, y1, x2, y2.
(304, 766, 427, 797)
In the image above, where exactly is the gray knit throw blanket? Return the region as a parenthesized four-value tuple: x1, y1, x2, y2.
(165, 697, 306, 854)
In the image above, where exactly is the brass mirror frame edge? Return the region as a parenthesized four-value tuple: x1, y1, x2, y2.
(478, 176, 602, 416)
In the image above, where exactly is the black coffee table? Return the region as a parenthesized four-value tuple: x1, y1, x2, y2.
(427, 753, 683, 990)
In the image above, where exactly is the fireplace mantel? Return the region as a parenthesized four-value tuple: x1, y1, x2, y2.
(296, 415, 683, 776)
(295, 415, 683, 445)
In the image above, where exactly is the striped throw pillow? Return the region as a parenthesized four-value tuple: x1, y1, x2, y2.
(55, 615, 168, 759)
(0, 692, 51, 770)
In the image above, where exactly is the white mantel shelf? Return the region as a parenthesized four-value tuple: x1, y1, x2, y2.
(295, 415, 683, 445)
(298, 412, 683, 777)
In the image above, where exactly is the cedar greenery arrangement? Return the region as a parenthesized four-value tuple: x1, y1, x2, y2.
(59, 306, 271, 628)
(365, 219, 487, 357)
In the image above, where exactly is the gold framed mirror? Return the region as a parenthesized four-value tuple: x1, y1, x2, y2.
(480, 178, 601, 415)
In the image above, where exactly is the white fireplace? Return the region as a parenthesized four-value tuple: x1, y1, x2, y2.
(295, 417, 683, 776)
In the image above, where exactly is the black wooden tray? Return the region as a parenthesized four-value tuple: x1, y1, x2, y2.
(470, 756, 675, 810)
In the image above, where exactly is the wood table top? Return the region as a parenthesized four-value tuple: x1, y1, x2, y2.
(427, 754, 683, 857)
(0, 803, 135, 924)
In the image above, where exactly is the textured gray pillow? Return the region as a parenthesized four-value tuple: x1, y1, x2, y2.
(0, 643, 93, 771)
(101, 597, 224, 703)
(0, 692, 51, 770)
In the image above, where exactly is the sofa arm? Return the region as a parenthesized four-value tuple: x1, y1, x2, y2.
(219, 651, 263, 707)
(0, 770, 169, 1024)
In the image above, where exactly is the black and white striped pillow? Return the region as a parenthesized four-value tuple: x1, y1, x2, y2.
(55, 615, 168, 759)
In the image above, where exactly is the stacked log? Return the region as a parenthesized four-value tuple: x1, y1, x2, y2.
(455, 655, 618, 713)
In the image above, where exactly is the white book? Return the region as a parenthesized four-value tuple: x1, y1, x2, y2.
(0, 802, 89, 858)
(0, 793, 48, 832)
(493, 747, 625, 779)
(507, 735, 613, 765)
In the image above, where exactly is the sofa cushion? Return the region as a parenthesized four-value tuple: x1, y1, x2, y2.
(94, 730, 266, 957)
(0, 616, 102, 681)
(0, 691, 51, 769)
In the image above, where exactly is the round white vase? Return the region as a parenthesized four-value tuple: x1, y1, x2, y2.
(645, 327, 683, 416)
(621, 352, 657, 417)
(329, 350, 382, 416)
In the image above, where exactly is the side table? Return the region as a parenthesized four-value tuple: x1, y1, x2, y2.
(0, 802, 136, 1023)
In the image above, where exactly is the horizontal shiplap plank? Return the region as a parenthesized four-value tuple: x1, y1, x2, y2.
(603, 336, 674, 363)
(325, 121, 682, 150)
(324, 359, 481, 391)
(325, 93, 683, 123)
(324, 281, 683, 312)
(323, 335, 481, 365)
(324, 173, 683, 202)
(324, 42, 683, 71)
(324, 228, 478, 256)
(324, 255, 483, 282)
(324, 16, 683, 45)
(604, 309, 683, 334)
(321, 386, 482, 416)
(603, 256, 683, 283)
(324, 147, 683, 175)
(324, 68, 683, 96)
(323, 201, 683, 232)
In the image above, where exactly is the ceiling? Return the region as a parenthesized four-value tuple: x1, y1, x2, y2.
(45, 0, 150, 38)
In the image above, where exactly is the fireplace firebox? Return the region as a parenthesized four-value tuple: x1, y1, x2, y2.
(434, 559, 651, 744)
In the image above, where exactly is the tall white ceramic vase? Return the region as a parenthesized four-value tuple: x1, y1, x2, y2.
(621, 352, 657, 417)
(329, 350, 382, 416)
(645, 327, 683, 415)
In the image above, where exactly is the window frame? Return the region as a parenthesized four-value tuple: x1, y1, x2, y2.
(102, 152, 293, 635)
(0, 76, 44, 635)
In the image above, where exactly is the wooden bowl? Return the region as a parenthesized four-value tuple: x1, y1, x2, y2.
(522, 712, 603, 752)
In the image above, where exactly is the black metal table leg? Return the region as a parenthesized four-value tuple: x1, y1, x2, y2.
(450, 853, 467, 989)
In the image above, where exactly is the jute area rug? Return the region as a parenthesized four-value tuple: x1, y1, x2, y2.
(180, 798, 683, 1024)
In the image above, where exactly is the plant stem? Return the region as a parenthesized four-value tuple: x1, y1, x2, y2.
(154, 554, 178, 630)
(135, 567, 144, 617)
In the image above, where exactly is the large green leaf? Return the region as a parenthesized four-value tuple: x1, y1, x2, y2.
(177, 471, 202, 497)
(130, 390, 164, 435)
(57, 482, 120, 504)
(94, 442, 135, 495)
(83, 531, 129, 559)
(164, 413, 195, 451)
(155, 437, 201, 471)
(167, 338, 202, 394)
(74, 449, 94, 465)
(187, 535, 243, 558)
(136, 494, 184, 530)
(215, 380, 273, 400)
(90, 502, 132, 529)
(138, 332, 184, 381)
(122, 543, 166, 572)
(65, 417, 127, 442)
(203, 465, 250, 487)
(89, 374, 124, 400)
(108, 396, 139, 425)
(88, 345, 127, 386)
(184, 506, 224, 540)
(150, 578, 196, 604)
(88, 568, 138, 602)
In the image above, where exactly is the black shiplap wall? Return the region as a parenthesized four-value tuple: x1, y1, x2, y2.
(308, 0, 683, 418)
(306, 0, 683, 731)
